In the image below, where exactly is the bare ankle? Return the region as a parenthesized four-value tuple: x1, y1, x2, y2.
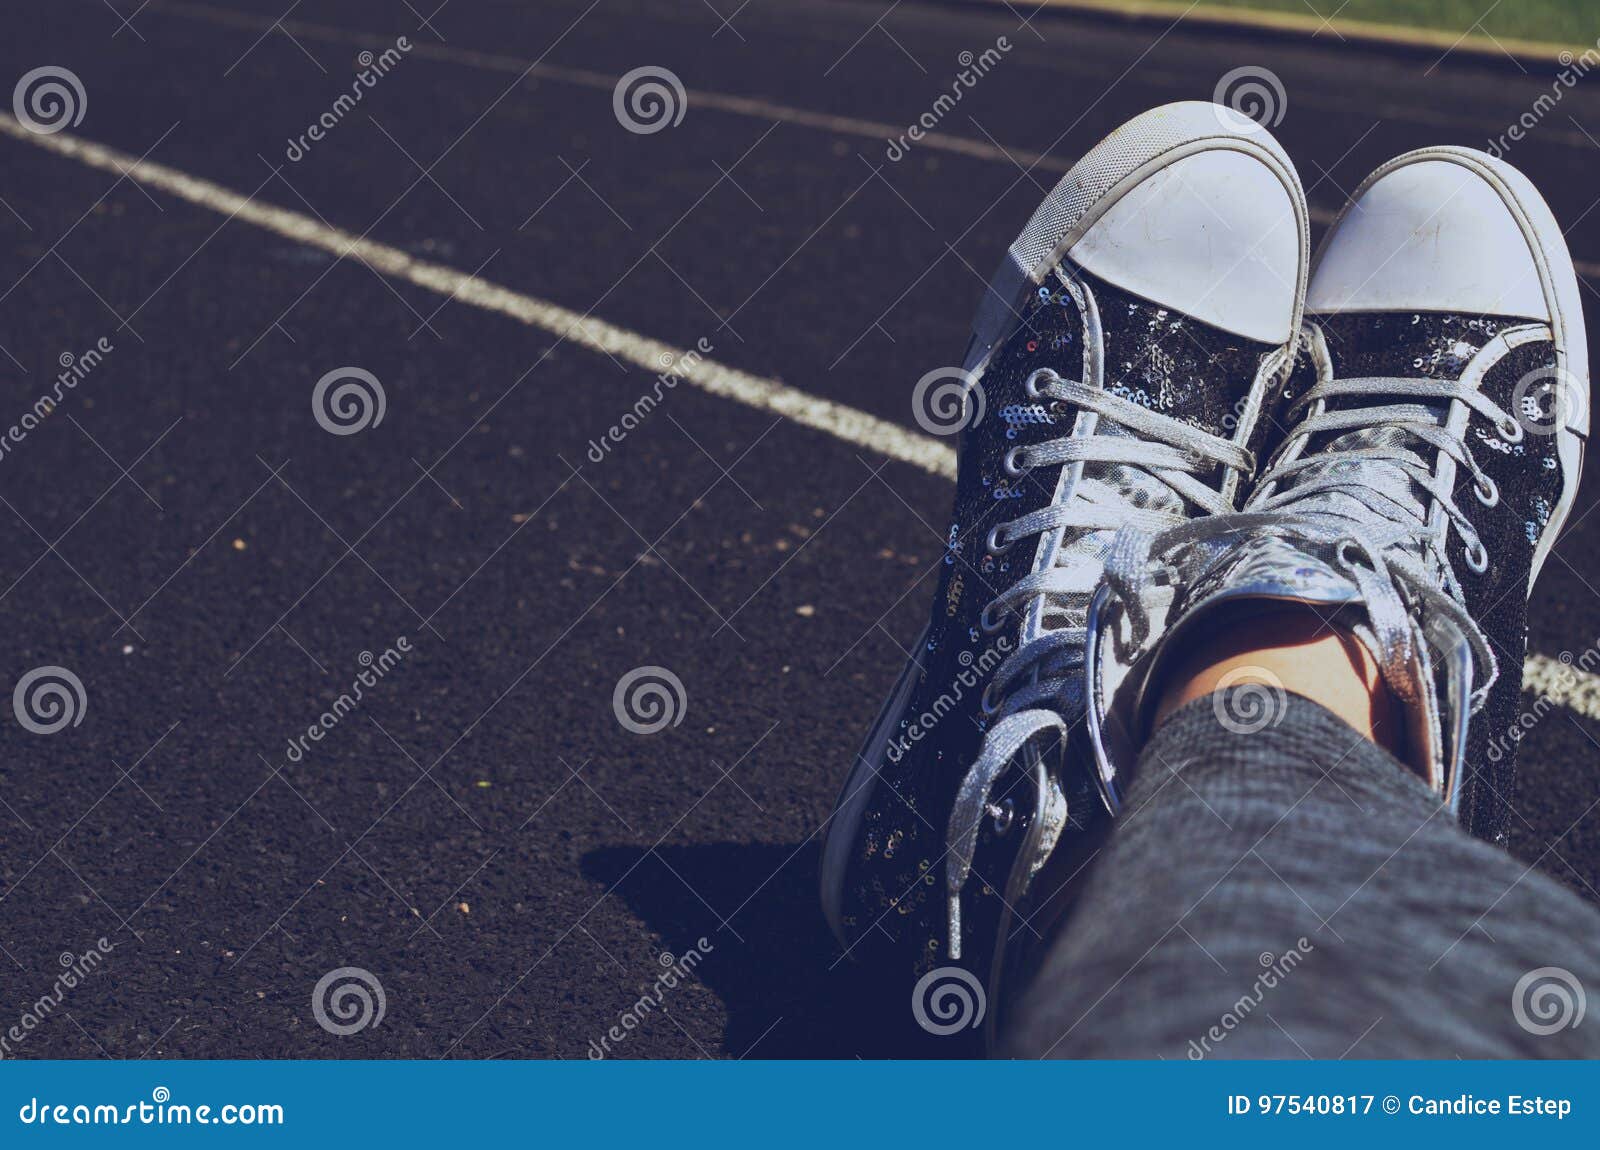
(1151, 605, 1410, 766)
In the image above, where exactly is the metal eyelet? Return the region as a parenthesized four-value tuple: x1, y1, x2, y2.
(979, 681, 1004, 718)
(986, 523, 1013, 554)
(988, 797, 1016, 836)
(1497, 415, 1525, 443)
(979, 602, 1004, 633)
(1003, 447, 1029, 477)
(1464, 540, 1489, 573)
(1023, 370, 1047, 399)
(1474, 474, 1499, 507)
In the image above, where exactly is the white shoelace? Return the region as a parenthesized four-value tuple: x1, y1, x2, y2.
(944, 366, 1253, 954)
(1104, 357, 1518, 723)
(1248, 372, 1507, 704)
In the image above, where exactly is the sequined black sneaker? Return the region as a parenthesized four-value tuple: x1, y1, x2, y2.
(819, 102, 1310, 1021)
(1086, 147, 1587, 845)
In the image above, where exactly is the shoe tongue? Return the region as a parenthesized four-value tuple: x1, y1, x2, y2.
(1281, 309, 1497, 560)
(1084, 424, 1188, 516)
(1031, 272, 1268, 634)
(1038, 423, 1188, 636)
(1278, 405, 1448, 568)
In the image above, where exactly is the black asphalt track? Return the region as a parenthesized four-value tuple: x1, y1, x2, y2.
(2, 0, 1599, 1058)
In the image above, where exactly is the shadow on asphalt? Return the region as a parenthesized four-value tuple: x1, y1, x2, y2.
(582, 842, 958, 1058)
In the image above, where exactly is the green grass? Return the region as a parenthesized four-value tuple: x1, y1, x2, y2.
(1199, 0, 1598, 47)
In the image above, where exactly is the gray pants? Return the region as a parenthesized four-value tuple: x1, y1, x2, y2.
(1004, 691, 1600, 1058)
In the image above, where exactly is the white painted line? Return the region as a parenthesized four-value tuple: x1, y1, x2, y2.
(1523, 654, 1600, 718)
(142, 0, 1600, 281)
(153, 0, 1600, 158)
(3, 114, 1593, 721)
(0, 113, 957, 481)
(155, 0, 1076, 176)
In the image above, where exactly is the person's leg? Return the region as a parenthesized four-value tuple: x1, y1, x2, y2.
(1001, 677, 1600, 1059)
(1150, 605, 1406, 759)
(1002, 141, 1597, 1060)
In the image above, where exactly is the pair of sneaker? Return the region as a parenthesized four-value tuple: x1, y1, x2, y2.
(819, 101, 1587, 1029)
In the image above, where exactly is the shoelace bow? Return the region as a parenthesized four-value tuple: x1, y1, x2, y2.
(944, 366, 1252, 955)
(1106, 356, 1517, 720)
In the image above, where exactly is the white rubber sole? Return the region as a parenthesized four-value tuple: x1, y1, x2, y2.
(818, 624, 928, 946)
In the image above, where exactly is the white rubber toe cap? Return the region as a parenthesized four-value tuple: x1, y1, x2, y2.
(1069, 146, 1305, 345)
(1306, 154, 1551, 321)
(999, 101, 1308, 348)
